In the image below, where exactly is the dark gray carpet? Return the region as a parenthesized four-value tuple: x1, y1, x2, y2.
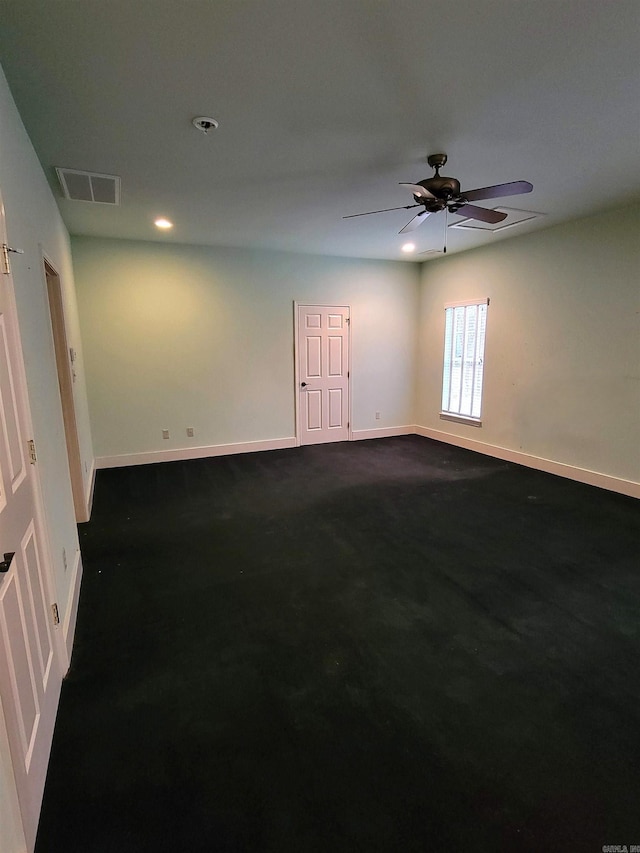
(35, 436, 640, 852)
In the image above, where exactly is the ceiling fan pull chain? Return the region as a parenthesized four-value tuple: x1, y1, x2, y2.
(443, 208, 448, 254)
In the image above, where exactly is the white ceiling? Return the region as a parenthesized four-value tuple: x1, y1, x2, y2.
(0, 0, 638, 261)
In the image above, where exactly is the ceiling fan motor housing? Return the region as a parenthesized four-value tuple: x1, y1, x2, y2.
(414, 176, 463, 211)
(419, 176, 461, 199)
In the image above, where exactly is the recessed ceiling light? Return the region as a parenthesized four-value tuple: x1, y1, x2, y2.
(401, 242, 416, 253)
(154, 218, 173, 229)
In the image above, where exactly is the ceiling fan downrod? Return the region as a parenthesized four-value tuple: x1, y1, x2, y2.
(427, 153, 448, 172)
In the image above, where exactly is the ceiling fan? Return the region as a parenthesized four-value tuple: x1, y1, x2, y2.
(344, 153, 533, 235)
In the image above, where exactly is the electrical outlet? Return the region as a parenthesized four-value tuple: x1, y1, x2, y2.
(162, 429, 170, 439)
(186, 427, 194, 437)
(375, 412, 381, 420)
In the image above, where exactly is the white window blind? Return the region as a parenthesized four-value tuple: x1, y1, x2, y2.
(441, 299, 488, 420)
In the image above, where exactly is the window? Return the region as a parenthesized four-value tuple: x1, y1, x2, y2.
(441, 299, 488, 422)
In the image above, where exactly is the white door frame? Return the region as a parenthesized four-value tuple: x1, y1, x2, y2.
(293, 301, 352, 447)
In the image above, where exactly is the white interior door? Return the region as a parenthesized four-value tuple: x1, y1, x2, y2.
(0, 195, 61, 851)
(45, 260, 87, 523)
(297, 304, 350, 445)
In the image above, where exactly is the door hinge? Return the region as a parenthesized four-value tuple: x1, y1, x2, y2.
(51, 603, 60, 626)
(346, 317, 350, 325)
(28, 439, 37, 464)
(2, 243, 10, 275)
(2, 243, 24, 275)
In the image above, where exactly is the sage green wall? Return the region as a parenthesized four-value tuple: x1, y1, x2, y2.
(417, 201, 640, 484)
(71, 237, 420, 458)
(0, 64, 94, 852)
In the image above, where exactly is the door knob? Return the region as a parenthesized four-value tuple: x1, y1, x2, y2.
(1, 552, 15, 573)
(301, 382, 308, 387)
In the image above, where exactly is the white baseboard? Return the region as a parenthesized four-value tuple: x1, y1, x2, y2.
(84, 459, 96, 520)
(75, 458, 96, 523)
(415, 425, 640, 499)
(93, 428, 638, 498)
(351, 425, 416, 441)
(96, 436, 298, 469)
(62, 548, 83, 672)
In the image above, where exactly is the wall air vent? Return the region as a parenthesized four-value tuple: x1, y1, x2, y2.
(55, 168, 121, 205)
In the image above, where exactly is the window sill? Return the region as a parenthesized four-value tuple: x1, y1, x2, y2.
(439, 412, 483, 427)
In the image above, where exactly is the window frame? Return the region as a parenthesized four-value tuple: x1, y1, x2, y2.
(439, 297, 489, 427)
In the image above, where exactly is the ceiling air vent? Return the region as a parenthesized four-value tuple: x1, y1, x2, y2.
(55, 168, 121, 205)
(450, 207, 544, 233)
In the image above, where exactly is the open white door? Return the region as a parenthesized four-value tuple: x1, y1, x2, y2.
(44, 259, 88, 523)
(296, 304, 350, 445)
(0, 192, 62, 851)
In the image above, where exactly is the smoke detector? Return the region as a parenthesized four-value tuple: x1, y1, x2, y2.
(192, 116, 219, 134)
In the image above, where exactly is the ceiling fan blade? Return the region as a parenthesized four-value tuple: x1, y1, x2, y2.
(455, 204, 508, 224)
(461, 181, 533, 202)
(399, 210, 431, 233)
(343, 203, 422, 219)
(399, 182, 436, 200)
